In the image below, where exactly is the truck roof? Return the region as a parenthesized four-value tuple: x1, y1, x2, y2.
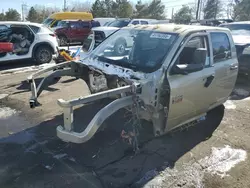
(222, 21, 250, 25)
(127, 24, 230, 34)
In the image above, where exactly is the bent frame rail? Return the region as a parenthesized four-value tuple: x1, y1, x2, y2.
(27, 61, 137, 143)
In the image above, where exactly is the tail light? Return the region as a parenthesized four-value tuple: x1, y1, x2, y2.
(49, 33, 56, 37)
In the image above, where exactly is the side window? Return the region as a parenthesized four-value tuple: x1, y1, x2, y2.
(82, 22, 90, 28)
(141, 21, 148, 25)
(71, 22, 82, 29)
(0, 25, 8, 31)
(132, 21, 139, 25)
(29, 25, 40, 33)
(176, 36, 209, 66)
(210, 32, 231, 62)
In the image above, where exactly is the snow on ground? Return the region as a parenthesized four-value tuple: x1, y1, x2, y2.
(224, 100, 236, 110)
(141, 145, 247, 188)
(0, 106, 19, 119)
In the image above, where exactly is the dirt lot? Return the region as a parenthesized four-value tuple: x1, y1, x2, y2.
(0, 63, 250, 188)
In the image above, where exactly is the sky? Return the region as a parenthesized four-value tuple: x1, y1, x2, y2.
(1, 0, 196, 19)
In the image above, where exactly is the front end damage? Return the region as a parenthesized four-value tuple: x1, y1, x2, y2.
(27, 60, 168, 144)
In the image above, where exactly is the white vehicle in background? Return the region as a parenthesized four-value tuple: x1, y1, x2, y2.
(0, 21, 59, 64)
(82, 18, 157, 55)
(93, 17, 116, 26)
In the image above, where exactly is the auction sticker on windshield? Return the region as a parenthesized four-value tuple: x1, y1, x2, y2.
(150, 33, 171, 39)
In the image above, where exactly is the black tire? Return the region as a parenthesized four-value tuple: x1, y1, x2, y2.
(59, 35, 68, 46)
(34, 46, 52, 65)
(114, 38, 126, 56)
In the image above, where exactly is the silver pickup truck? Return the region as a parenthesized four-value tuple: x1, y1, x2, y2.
(27, 24, 238, 144)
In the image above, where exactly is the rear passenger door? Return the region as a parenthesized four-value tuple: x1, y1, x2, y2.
(210, 32, 238, 104)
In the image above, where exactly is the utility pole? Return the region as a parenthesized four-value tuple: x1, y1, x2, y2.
(196, 0, 201, 20)
(21, 3, 24, 21)
(171, 8, 174, 20)
(64, 0, 67, 11)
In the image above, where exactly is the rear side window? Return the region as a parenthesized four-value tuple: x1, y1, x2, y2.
(210, 32, 231, 62)
(0, 25, 8, 30)
(132, 21, 139, 25)
(71, 22, 82, 29)
(29, 25, 40, 33)
(141, 21, 148, 25)
(82, 22, 90, 28)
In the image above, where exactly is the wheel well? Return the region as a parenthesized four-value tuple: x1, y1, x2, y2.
(115, 37, 126, 46)
(57, 34, 67, 39)
(32, 43, 55, 58)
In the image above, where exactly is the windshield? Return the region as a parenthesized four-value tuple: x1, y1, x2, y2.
(89, 28, 178, 73)
(107, 20, 130, 28)
(43, 18, 54, 26)
(221, 24, 250, 36)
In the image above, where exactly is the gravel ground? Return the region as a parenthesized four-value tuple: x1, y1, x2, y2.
(0, 63, 250, 188)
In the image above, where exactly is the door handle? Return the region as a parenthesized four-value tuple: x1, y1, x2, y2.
(204, 75, 215, 88)
(230, 65, 238, 70)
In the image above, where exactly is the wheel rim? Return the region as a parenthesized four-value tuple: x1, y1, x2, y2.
(117, 44, 125, 54)
(38, 49, 50, 63)
(60, 37, 67, 46)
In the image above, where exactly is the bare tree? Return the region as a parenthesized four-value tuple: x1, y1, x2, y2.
(70, 1, 92, 12)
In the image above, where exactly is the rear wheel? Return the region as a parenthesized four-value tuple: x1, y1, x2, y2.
(34, 46, 52, 64)
(59, 35, 68, 46)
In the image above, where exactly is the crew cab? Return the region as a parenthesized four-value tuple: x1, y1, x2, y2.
(54, 19, 100, 46)
(28, 24, 238, 144)
(220, 21, 250, 76)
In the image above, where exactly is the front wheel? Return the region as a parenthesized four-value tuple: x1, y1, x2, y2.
(114, 39, 126, 56)
(34, 46, 52, 64)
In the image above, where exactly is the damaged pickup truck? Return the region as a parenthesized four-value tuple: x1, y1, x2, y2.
(27, 24, 238, 144)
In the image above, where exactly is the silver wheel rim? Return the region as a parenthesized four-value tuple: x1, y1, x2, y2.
(39, 49, 50, 63)
(117, 44, 125, 54)
(60, 37, 67, 46)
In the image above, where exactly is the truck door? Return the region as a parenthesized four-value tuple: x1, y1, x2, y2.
(166, 34, 216, 131)
(210, 32, 238, 104)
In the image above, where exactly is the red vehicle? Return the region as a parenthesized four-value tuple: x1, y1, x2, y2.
(54, 19, 100, 46)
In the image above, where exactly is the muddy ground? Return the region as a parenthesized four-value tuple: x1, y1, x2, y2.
(0, 62, 250, 188)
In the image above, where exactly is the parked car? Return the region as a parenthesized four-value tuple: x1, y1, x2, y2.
(220, 21, 250, 76)
(54, 19, 100, 46)
(81, 18, 158, 54)
(43, 11, 93, 28)
(93, 17, 116, 26)
(28, 24, 238, 144)
(0, 21, 59, 64)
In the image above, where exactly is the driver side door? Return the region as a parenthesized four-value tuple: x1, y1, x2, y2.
(165, 34, 216, 131)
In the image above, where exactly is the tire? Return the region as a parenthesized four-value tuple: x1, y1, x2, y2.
(59, 35, 68, 46)
(34, 46, 52, 64)
(114, 38, 126, 56)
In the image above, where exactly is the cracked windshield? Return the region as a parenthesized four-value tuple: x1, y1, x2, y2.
(1, 0, 250, 188)
(90, 29, 177, 71)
